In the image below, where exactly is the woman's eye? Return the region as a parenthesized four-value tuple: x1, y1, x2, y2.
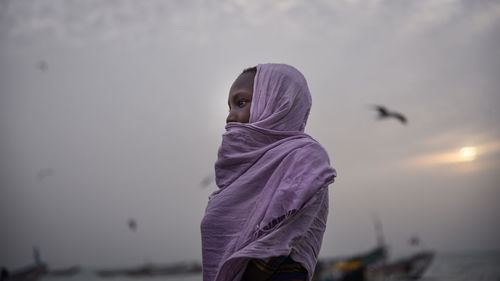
(238, 99, 248, 108)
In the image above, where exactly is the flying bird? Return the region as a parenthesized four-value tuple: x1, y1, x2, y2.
(128, 219, 137, 232)
(373, 105, 407, 124)
(200, 174, 214, 188)
(409, 235, 420, 246)
(37, 60, 48, 72)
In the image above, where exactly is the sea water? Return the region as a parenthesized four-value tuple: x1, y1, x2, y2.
(420, 251, 500, 281)
(39, 252, 500, 281)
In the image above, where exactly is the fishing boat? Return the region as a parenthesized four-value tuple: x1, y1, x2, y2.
(96, 261, 202, 278)
(313, 246, 387, 281)
(1, 248, 47, 281)
(313, 217, 434, 281)
(365, 250, 435, 281)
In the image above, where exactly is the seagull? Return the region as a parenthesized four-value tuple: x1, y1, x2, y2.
(37, 60, 48, 72)
(373, 105, 407, 125)
(409, 235, 420, 246)
(128, 219, 137, 232)
(200, 174, 214, 188)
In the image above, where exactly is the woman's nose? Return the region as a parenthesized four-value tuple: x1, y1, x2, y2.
(226, 111, 236, 124)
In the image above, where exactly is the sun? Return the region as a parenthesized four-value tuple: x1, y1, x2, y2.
(458, 146, 477, 161)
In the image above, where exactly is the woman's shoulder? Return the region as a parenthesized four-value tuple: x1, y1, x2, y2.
(294, 137, 331, 159)
(275, 138, 334, 172)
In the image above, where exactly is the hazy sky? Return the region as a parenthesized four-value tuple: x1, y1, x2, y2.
(1, 0, 499, 269)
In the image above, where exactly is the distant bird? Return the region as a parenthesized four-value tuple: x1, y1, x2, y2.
(128, 219, 137, 232)
(37, 60, 48, 72)
(409, 235, 420, 246)
(200, 174, 214, 188)
(373, 105, 407, 124)
(37, 168, 55, 181)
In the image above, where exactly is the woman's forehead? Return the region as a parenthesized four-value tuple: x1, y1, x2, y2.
(231, 72, 255, 91)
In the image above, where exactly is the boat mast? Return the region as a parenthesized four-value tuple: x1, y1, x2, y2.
(372, 213, 385, 247)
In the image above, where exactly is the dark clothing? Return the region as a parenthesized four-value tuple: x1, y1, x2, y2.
(241, 256, 308, 281)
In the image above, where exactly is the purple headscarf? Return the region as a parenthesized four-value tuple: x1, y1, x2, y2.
(201, 64, 336, 281)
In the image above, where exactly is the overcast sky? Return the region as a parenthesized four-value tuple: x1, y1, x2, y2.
(1, 0, 499, 269)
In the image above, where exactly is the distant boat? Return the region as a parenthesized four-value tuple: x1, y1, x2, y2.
(47, 265, 81, 277)
(1, 248, 47, 281)
(313, 246, 387, 281)
(96, 261, 202, 278)
(0, 248, 81, 281)
(365, 251, 435, 281)
(314, 246, 434, 281)
(313, 217, 434, 281)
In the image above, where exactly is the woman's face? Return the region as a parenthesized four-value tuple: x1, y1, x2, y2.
(226, 72, 254, 124)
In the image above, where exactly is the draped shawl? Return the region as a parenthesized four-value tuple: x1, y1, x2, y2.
(201, 64, 336, 281)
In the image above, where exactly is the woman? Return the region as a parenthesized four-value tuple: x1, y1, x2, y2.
(201, 63, 336, 281)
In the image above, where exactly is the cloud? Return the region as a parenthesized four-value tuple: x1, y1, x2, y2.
(2, 0, 499, 51)
(395, 0, 462, 37)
